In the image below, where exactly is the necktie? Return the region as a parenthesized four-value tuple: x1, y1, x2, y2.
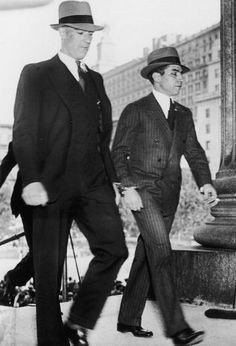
(167, 99, 175, 130)
(76, 60, 86, 91)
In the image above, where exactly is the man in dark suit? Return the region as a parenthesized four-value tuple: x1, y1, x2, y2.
(0, 142, 34, 294)
(112, 47, 218, 346)
(12, 1, 128, 345)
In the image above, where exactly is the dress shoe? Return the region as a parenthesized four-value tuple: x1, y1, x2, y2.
(64, 323, 89, 346)
(172, 327, 204, 345)
(117, 322, 153, 337)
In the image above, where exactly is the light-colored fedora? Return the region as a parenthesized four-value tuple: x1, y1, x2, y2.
(50, 1, 103, 32)
(141, 46, 190, 79)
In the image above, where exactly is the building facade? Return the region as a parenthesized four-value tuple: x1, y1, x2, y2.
(102, 23, 221, 176)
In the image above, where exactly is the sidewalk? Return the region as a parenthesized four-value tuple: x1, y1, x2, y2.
(1, 295, 236, 345)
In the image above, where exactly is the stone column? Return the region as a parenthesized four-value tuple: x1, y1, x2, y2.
(194, 0, 236, 249)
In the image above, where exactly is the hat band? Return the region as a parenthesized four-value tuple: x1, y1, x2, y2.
(59, 15, 94, 24)
(149, 56, 181, 65)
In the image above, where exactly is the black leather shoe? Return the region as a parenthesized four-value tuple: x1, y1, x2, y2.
(117, 322, 153, 337)
(172, 328, 204, 345)
(64, 324, 89, 346)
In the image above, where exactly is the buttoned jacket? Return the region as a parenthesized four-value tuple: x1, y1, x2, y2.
(13, 55, 116, 202)
(112, 92, 212, 213)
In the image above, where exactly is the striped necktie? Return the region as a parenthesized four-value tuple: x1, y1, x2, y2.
(76, 60, 86, 91)
(167, 99, 175, 130)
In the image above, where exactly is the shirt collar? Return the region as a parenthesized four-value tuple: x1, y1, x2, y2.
(58, 51, 88, 72)
(152, 89, 172, 118)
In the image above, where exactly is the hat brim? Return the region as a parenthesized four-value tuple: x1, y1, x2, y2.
(141, 62, 190, 79)
(50, 23, 104, 32)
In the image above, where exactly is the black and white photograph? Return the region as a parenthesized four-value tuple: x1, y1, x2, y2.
(0, 0, 236, 345)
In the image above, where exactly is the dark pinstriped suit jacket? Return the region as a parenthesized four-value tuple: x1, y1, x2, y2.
(112, 92, 212, 214)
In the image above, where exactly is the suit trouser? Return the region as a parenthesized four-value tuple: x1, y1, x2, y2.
(118, 189, 188, 337)
(33, 183, 128, 346)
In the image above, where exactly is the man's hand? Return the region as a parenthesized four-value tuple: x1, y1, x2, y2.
(122, 187, 143, 211)
(200, 184, 219, 207)
(22, 182, 49, 206)
(112, 183, 121, 206)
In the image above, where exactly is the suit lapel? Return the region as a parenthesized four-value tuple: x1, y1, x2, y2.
(172, 102, 188, 142)
(47, 55, 85, 113)
(87, 68, 102, 99)
(144, 93, 173, 146)
(167, 102, 187, 164)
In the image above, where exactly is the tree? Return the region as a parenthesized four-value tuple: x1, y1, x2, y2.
(171, 168, 213, 243)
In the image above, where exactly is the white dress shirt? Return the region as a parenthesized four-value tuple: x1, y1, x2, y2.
(152, 89, 172, 118)
(58, 51, 87, 82)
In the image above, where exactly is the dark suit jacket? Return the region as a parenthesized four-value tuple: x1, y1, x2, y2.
(112, 93, 212, 213)
(13, 55, 116, 202)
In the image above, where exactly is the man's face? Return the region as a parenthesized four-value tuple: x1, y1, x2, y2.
(60, 27, 93, 60)
(153, 65, 183, 96)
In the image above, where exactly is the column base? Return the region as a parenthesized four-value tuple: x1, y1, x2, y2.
(171, 244, 236, 305)
(194, 219, 236, 249)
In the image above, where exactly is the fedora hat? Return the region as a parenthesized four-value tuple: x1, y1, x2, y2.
(50, 1, 103, 32)
(141, 46, 190, 79)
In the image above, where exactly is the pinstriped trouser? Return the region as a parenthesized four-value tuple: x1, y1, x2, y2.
(118, 189, 189, 337)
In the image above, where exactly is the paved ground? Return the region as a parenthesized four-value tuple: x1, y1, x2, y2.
(1, 295, 236, 345)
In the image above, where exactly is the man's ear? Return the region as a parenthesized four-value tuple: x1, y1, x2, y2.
(58, 27, 68, 39)
(152, 72, 161, 83)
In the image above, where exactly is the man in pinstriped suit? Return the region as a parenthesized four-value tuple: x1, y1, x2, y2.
(112, 47, 218, 346)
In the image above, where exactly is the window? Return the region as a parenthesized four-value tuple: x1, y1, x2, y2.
(205, 108, 210, 118)
(206, 140, 210, 150)
(206, 124, 210, 134)
(215, 84, 220, 92)
(188, 96, 193, 105)
(215, 68, 219, 78)
(188, 61, 193, 68)
(188, 84, 193, 93)
(181, 87, 186, 95)
(195, 71, 200, 79)
(208, 53, 212, 62)
(188, 74, 193, 82)
(195, 83, 201, 92)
